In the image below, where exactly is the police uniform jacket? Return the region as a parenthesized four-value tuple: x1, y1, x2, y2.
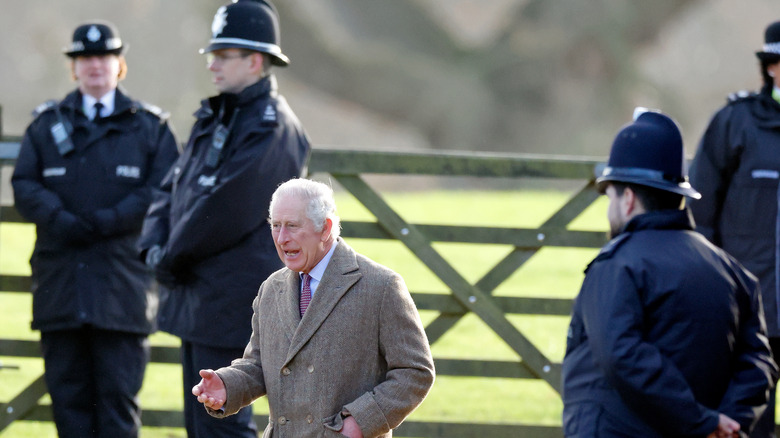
(138, 75, 310, 349)
(11, 87, 179, 334)
(209, 239, 435, 438)
(689, 84, 780, 338)
(562, 209, 777, 437)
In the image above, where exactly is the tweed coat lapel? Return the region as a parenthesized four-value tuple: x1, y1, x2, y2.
(274, 268, 303, 344)
(284, 240, 361, 365)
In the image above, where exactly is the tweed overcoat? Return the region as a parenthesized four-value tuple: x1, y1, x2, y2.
(211, 239, 435, 438)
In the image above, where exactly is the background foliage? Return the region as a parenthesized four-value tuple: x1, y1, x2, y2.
(0, 0, 777, 160)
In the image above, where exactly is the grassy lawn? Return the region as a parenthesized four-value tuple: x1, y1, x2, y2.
(0, 188, 607, 437)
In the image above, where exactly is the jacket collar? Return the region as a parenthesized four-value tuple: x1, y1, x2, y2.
(200, 74, 277, 118)
(750, 84, 780, 127)
(621, 208, 695, 235)
(588, 209, 695, 270)
(61, 86, 134, 118)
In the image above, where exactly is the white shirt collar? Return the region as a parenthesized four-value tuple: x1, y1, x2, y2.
(83, 89, 116, 120)
(301, 239, 338, 298)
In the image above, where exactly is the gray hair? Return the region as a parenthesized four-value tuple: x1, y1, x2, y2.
(269, 178, 341, 239)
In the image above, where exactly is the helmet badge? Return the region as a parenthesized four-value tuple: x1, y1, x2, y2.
(87, 25, 102, 42)
(212, 6, 229, 37)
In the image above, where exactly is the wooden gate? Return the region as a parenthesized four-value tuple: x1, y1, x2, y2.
(0, 139, 606, 437)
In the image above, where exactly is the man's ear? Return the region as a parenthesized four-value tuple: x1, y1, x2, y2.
(621, 187, 638, 216)
(321, 218, 333, 241)
(249, 52, 265, 76)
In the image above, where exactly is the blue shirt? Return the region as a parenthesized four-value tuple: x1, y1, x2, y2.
(300, 240, 338, 298)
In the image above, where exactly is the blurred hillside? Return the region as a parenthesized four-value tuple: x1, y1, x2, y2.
(0, 0, 777, 158)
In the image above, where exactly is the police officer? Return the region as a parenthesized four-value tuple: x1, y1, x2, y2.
(11, 20, 179, 438)
(689, 20, 780, 438)
(137, 1, 310, 436)
(562, 109, 777, 437)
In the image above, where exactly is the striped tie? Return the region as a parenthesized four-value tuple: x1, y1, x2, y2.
(300, 273, 311, 317)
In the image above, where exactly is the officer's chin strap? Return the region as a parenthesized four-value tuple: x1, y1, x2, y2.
(205, 102, 239, 168)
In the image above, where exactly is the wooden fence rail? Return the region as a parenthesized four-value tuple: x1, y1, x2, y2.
(1, 139, 607, 437)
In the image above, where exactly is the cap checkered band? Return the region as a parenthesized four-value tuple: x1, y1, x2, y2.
(763, 42, 780, 54)
(105, 38, 122, 50)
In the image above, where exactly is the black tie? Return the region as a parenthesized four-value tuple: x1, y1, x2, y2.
(93, 102, 104, 122)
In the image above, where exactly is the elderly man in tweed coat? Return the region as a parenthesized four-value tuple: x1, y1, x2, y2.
(192, 178, 435, 438)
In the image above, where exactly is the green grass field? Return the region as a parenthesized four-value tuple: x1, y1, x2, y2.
(0, 189, 608, 437)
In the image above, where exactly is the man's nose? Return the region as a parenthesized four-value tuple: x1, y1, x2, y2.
(275, 227, 288, 243)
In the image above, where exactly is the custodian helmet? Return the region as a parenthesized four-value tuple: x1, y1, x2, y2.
(597, 108, 701, 199)
(200, 0, 290, 67)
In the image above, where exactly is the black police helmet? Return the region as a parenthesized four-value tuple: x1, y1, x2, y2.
(756, 20, 780, 63)
(64, 21, 124, 58)
(596, 108, 701, 199)
(200, 0, 290, 67)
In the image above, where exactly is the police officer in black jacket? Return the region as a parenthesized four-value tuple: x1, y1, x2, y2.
(137, 1, 310, 437)
(689, 20, 780, 438)
(11, 21, 179, 438)
(562, 109, 777, 437)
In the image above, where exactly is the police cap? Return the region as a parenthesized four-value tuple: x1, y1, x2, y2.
(756, 20, 780, 63)
(64, 21, 124, 58)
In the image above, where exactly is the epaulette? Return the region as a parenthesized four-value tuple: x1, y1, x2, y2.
(32, 99, 58, 118)
(260, 102, 278, 126)
(135, 100, 170, 121)
(727, 90, 757, 103)
(584, 233, 631, 273)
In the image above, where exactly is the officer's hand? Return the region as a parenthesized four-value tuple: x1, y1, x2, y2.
(706, 413, 740, 438)
(50, 210, 96, 245)
(192, 369, 226, 410)
(148, 247, 179, 288)
(87, 208, 119, 237)
(145, 245, 163, 268)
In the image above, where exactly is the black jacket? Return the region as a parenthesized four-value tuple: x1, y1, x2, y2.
(689, 85, 780, 337)
(138, 75, 310, 348)
(12, 87, 180, 334)
(562, 210, 777, 437)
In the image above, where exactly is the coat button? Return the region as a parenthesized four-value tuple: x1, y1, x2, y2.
(278, 416, 287, 425)
(306, 414, 314, 424)
(282, 367, 291, 376)
(307, 364, 314, 373)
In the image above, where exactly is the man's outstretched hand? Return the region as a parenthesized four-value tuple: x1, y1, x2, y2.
(192, 369, 227, 410)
